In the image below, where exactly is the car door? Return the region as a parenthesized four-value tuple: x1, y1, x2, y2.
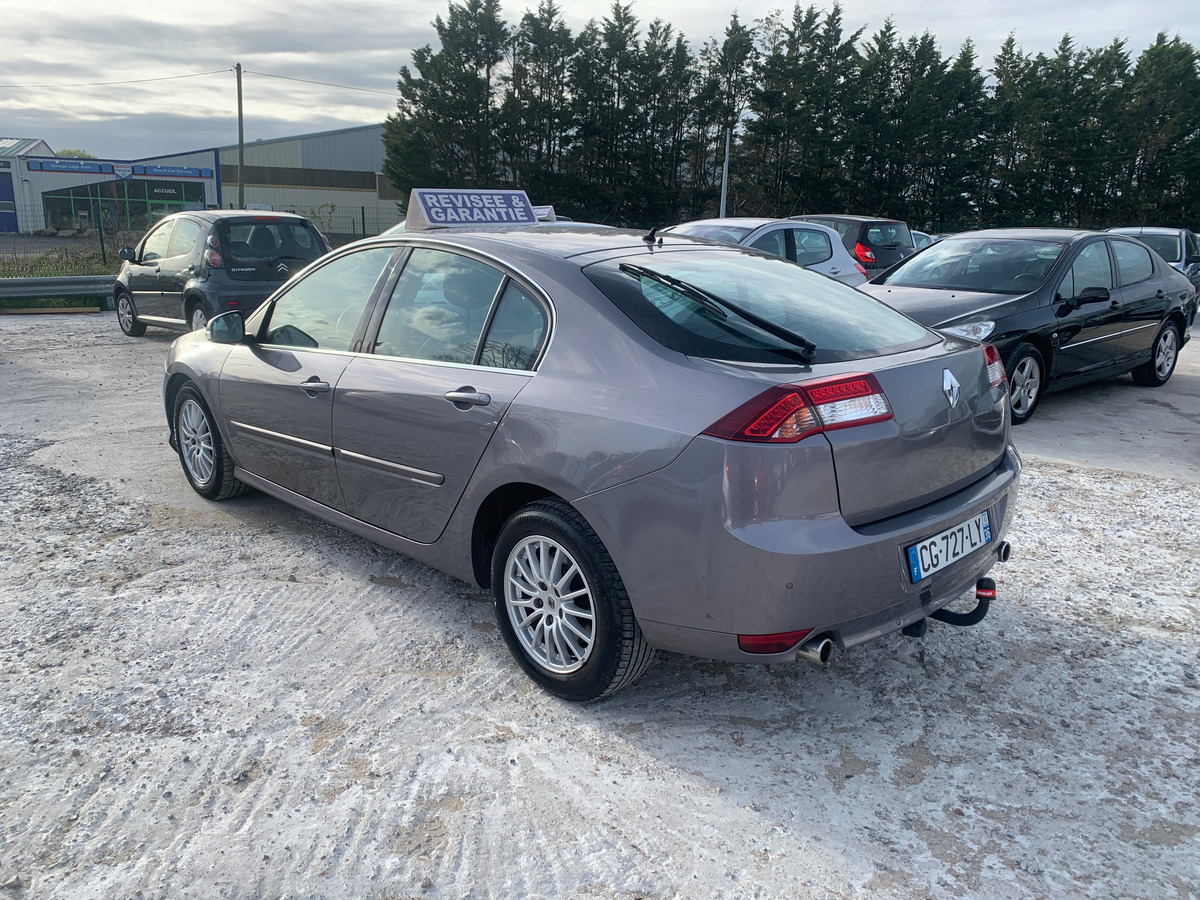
(130, 220, 174, 316)
(159, 217, 204, 322)
(332, 246, 549, 543)
(1050, 239, 1123, 378)
(218, 244, 398, 508)
(787, 226, 846, 280)
(1109, 238, 1169, 369)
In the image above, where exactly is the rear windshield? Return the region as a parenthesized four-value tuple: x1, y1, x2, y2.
(666, 222, 754, 243)
(863, 221, 913, 248)
(217, 218, 326, 281)
(875, 238, 1065, 293)
(1134, 233, 1182, 263)
(584, 250, 935, 364)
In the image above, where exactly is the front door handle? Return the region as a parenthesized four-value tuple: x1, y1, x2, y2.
(1156, 289, 1165, 299)
(298, 377, 331, 394)
(445, 388, 491, 409)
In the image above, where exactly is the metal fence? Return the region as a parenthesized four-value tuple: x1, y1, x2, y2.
(0, 202, 406, 279)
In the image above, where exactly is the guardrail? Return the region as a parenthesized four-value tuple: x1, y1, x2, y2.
(0, 276, 115, 305)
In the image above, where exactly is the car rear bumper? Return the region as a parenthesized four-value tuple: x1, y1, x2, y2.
(574, 437, 1021, 664)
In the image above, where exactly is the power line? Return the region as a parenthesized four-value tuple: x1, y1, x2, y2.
(0, 69, 229, 89)
(244, 70, 395, 96)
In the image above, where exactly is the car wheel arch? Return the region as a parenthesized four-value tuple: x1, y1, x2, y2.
(1007, 332, 1054, 378)
(470, 482, 564, 588)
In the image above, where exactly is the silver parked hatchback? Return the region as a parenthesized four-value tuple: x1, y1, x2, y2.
(164, 225, 1021, 700)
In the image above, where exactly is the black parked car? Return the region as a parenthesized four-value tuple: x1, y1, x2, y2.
(860, 228, 1197, 423)
(115, 210, 330, 336)
(790, 214, 917, 272)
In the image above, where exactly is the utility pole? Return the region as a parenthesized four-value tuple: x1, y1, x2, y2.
(719, 127, 731, 218)
(236, 63, 245, 209)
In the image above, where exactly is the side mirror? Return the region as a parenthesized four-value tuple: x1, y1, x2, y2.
(118, 247, 137, 262)
(207, 310, 246, 344)
(1075, 285, 1110, 305)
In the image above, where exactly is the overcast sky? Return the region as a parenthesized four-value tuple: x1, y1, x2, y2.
(1, 0, 1195, 161)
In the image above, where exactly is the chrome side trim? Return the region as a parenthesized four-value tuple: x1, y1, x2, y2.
(1067, 322, 1161, 349)
(333, 448, 445, 485)
(138, 314, 186, 326)
(230, 420, 332, 455)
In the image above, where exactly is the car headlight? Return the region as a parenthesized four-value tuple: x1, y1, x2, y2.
(941, 321, 996, 341)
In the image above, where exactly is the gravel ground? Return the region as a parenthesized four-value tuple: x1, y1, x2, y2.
(0, 314, 1197, 900)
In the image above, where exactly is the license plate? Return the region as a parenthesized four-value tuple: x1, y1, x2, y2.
(906, 510, 992, 583)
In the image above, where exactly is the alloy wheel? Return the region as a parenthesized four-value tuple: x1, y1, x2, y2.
(118, 296, 134, 331)
(178, 398, 215, 485)
(1010, 355, 1041, 417)
(504, 536, 596, 674)
(1155, 328, 1178, 380)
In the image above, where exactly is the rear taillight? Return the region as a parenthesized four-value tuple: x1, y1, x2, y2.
(854, 262, 868, 278)
(854, 242, 876, 264)
(984, 344, 1006, 387)
(704, 374, 893, 443)
(205, 249, 223, 268)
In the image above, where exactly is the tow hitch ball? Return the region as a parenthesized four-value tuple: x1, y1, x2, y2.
(904, 575, 998, 637)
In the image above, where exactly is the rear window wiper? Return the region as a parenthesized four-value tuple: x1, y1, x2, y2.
(618, 262, 816, 363)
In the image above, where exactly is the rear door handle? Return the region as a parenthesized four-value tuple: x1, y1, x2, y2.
(298, 377, 330, 394)
(445, 388, 491, 408)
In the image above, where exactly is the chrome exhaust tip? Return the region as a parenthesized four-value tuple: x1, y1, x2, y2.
(997, 540, 1012, 563)
(797, 635, 834, 666)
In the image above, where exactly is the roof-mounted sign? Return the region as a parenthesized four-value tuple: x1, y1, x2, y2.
(406, 188, 538, 231)
(532, 205, 557, 222)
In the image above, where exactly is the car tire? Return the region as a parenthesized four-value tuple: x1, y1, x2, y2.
(116, 290, 146, 337)
(1006, 343, 1044, 425)
(1130, 320, 1180, 387)
(492, 499, 654, 701)
(173, 384, 247, 501)
(188, 303, 209, 332)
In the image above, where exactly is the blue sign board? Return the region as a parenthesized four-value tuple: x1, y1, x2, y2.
(25, 158, 212, 179)
(407, 189, 537, 230)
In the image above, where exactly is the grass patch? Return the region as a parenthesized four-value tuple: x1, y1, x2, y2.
(0, 296, 107, 310)
(0, 246, 121, 279)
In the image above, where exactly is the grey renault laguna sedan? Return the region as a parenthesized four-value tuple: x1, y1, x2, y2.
(164, 224, 1021, 700)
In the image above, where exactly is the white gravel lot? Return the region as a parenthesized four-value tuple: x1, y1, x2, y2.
(0, 314, 1197, 900)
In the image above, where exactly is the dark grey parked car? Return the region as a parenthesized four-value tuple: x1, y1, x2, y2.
(115, 210, 330, 336)
(860, 228, 1198, 424)
(164, 226, 1020, 700)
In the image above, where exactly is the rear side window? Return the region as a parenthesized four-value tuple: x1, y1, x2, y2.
(374, 248, 503, 364)
(585, 250, 934, 364)
(1112, 241, 1154, 286)
(479, 282, 548, 371)
(791, 228, 833, 266)
(167, 218, 202, 259)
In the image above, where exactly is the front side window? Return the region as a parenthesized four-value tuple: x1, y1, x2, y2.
(1112, 240, 1154, 286)
(748, 230, 786, 259)
(259, 245, 395, 351)
(141, 221, 174, 262)
(374, 248, 503, 364)
(1060, 242, 1113, 303)
(585, 249, 934, 364)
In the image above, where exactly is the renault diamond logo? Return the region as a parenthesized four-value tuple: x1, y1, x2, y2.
(276, 262, 289, 274)
(943, 369, 960, 408)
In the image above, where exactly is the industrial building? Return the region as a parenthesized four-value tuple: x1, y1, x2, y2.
(0, 124, 401, 239)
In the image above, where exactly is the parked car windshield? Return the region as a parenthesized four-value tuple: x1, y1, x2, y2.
(585, 250, 934, 364)
(666, 222, 755, 243)
(1134, 233, 1182, 263)
(875, 238, 1065, 293)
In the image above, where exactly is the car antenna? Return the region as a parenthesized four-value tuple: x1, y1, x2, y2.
(643, 226, 659, 244)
